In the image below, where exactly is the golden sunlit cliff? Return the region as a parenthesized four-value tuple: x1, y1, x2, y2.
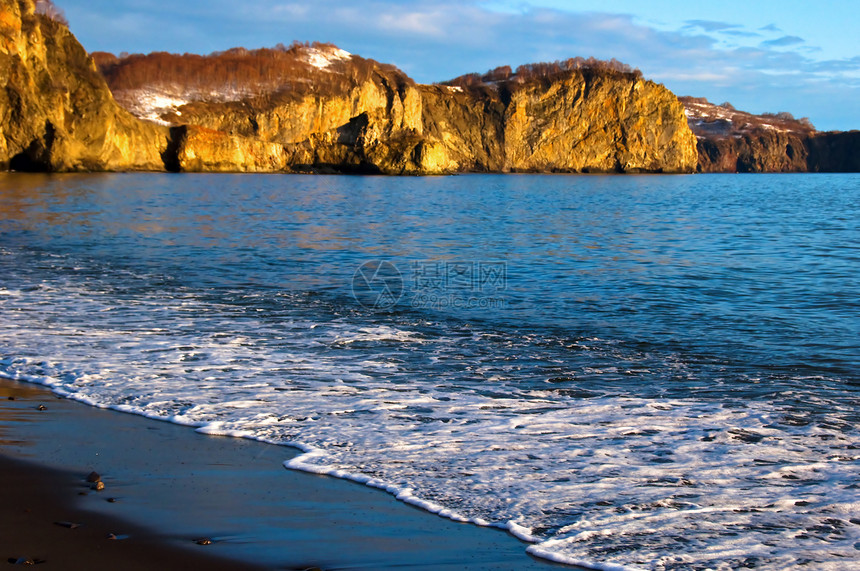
(96, 46, 699, 174)
(3, 0, 699, 174)
(0, 0, 167, 171)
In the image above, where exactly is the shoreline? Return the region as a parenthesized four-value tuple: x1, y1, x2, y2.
(0, 376, 572, 570)
(4, 169, 858, 176)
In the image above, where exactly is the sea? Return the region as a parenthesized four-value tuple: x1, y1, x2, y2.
(0, 172, 857, 570)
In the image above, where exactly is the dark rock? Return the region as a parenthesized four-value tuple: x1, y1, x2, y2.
(194, 538, 213, 545)
(54, 521, 81, 529)
(681, 96, 859, 172)
(85, 471, 101, 483)
(807, 131, 860, 172)
(695, 132, 812, 173)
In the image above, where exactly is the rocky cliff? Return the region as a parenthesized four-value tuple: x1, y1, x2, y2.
(806, 131, 860, 172)
(499, 70, 696, 173)
(681, 97, 860, 173)
(0, 0, 167, 171)
(95, 45, 698, 174)
(3, 0, 857, 175)
(1, 0, 698, 174)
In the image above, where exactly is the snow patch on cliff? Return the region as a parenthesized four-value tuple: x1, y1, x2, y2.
(303, 46, 352, 70)
(115, 86, 262, 124)
(683, 102, 734, 123)
(681, 97, 814, 138)
(121, 90, 189, 126)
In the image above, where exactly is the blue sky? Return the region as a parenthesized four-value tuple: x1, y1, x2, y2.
(56, 0, 859, 131)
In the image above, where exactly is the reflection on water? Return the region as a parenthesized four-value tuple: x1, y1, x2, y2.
(2, 171, 858, 376)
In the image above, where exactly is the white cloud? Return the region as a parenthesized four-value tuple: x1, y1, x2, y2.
(377, 11, 447, 38)
(656, 72, 733, 82)
(684, 20, 741, 33)
(271, 4, 309, 18)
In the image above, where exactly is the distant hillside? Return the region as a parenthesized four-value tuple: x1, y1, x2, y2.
(679, 96, 859, 172)
(680, 97, 815, 138)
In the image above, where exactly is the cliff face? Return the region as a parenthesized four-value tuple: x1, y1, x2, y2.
(501, 72, 696, 173)
(0, 0, 166, 171)
(168, 125, 288, 173)
(418, 85, 506, 172)
(1, 3, 697, 175)
(681, 97, 860, 173)
(695, 132, 811, 173)
(97, 47, 699, 175)
(806, 131, 860, 172)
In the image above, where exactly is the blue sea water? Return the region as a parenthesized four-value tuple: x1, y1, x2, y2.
(0, 172, 858, 570)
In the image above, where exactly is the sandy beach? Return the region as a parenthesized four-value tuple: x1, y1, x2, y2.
(0, 377, 568, 570)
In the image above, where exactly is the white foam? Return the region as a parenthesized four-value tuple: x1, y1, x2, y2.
(285, 450, 478, 524)
(329, 325, 424, 345)
(506, 520, 537, 542)
(527, 542, 639, 571)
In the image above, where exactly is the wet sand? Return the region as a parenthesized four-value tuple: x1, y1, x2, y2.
(0, 377, 570, 570)
(0, 454, 264, 570)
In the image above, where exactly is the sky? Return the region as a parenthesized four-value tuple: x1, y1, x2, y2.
(54, 0, 860, 131)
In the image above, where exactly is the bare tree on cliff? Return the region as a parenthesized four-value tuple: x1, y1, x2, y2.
(35, 0, 68, 25)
